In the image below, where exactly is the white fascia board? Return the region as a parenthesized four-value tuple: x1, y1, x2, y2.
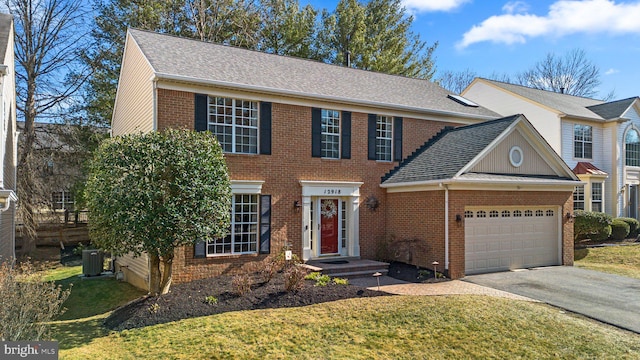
(154, 73, 497, 122)
(382, 178, 583, 193)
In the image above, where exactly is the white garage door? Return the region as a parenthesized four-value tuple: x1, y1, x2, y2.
(464, 207, 560, 275)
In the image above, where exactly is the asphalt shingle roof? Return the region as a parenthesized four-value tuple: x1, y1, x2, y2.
(128, 29, 499, 119)
(0, 14, 12, 62)
(478, 78, 605, 120)
(382, 115, 520, 184)
(587, 97, 638, 119)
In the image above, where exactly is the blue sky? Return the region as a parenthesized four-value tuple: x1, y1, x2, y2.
(303, 0, 640, 100)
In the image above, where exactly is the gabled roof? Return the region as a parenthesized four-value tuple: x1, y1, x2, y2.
(127, 29, 499, 120)
(381, 114, 578, 186)
(572, 162, 608, 176)
(469, 78, 605, 120)
(382, 116, 519, 184)
(0, 14, 11, 62)
(587, 97, 639, 119)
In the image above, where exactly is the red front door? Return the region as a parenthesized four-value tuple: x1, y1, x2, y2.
(320, 199, 339, 254)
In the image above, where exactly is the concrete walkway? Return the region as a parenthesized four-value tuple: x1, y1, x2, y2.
(350, 276, 536, 301)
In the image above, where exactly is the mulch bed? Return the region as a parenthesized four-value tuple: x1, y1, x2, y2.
(104, 261, 451, 331)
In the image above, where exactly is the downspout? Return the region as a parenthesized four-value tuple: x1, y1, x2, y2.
(440, 183, 450, 271)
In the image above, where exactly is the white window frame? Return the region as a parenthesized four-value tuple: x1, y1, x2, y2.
(376, 115, 393, 162)
(206, 181, 263, 257)
(52, 190, 74, 210)
(321, 109, 340, 159)
(591, 182, 603, 212)
(574, 124, 593, 159)
(207, 96, 259, 154)
(625, 128, 640, 167)
(573, 185, 585, 211)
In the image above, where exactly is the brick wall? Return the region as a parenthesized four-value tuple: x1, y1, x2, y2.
(387, 189, 574, 279)
(156, 88, 457, 283)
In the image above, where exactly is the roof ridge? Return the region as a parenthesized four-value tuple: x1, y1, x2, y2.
(381, 126, 454, 183)
(128, 28, 436, 84)
(478, 77, 602, 102)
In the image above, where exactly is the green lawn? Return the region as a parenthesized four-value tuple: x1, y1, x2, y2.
(56, 295, 640, 359)
(575, 244, 640, 279)
(44, 264, 640, 359)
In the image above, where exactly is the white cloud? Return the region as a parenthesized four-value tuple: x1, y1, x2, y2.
(605, 68, 620, 75)
(457, 0, 640, 49)
(502, 1, 530, 14)
(402, 0, 471, 13)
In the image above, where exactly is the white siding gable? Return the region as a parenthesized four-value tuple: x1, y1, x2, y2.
(463, 81, 563, 154)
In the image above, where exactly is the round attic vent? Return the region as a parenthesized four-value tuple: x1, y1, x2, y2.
(509, 146, 523, 167)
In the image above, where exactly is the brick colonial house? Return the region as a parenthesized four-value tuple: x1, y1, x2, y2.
(111, 29, 579, 290)
(0, 14, 17, 263)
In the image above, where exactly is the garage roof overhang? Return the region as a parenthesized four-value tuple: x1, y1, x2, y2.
(381, 176, 584, 193)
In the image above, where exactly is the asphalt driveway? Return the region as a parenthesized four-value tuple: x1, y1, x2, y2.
(463, 266, 640, 333)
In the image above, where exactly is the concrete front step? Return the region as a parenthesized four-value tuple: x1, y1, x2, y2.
(303, 258, 389, 279)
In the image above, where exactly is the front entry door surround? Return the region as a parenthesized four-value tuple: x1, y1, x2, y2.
(300, 181, 362, 260)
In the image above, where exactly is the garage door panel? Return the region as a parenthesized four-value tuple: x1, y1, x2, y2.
(465, 207, 559, 275)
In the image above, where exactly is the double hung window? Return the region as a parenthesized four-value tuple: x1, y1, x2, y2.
(208, 97, 258, 154)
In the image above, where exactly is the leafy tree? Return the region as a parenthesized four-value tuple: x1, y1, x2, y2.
(257, 0, 318, 58)
(8, 0, 91, 253)
(85, 130, 231, 295)
(318, 0, 436, 79)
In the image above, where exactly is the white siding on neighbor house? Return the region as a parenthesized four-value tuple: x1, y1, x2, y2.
(111, 36, 155, 136)
(471, 129, 558, 176)
(602, 125, 615, 215)
(618, 107, 640, 216)
(0, 204, 14, 261)
(463, 81, 563, 154)
(560, 119, 605, 171)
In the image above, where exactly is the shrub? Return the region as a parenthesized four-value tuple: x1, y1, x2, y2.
(574, 211, 612, 242)
(610, 219, 630, 241)
(284, 266, 307, 292)
(260, 258, 281, 284)
(232, 273, 252, 296)
(617, 217, 639, 238)
(204, 295, 218, 305)
(332, 278, 349, 285)
(0, 261, 71, 341)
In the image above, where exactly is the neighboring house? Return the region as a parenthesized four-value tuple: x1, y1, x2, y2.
(0, 13, 17, 263)
(462, 78, 639, 218)
(16, 121, 83, 216)
(111, 29, 579, 289)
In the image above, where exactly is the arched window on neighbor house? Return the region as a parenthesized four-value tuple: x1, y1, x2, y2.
(626, 129, 640, 167)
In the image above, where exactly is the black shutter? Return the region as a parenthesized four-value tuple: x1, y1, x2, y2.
(311, 108, 322, 157)
(194, 94, 208, 132)
(368, 114, 377, 160)
(194, 240, 206, 258)
(260, 102, 272, 155)
(341, 111, 351, 159)
(393, 117, 403, 161)
(259, 195, 271, 254)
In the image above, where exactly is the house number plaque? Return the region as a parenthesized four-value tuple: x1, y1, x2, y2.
(322, 189, 342, 195)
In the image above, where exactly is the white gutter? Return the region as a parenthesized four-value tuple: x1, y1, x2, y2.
(381, 177, 584, 189)
(152, 77, 158, 131)
(0, 190, 17, 212)
(154, 72, 498, 121)
(441, 183, 449, 271)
